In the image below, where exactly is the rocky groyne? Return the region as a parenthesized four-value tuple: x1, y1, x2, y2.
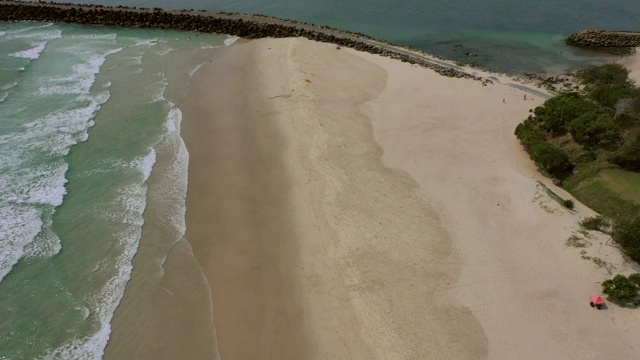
(566, 29, 640, 48)
(0, 1, 489, 82)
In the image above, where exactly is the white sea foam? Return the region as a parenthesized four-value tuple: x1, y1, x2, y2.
(130, 38, 158, 48)
(159, 104, 188, 237)
(164, 134, 189, 237)
(0, 93, 7, 103)
(18, 98, 105, 157)
(1, 81, 17, 91)
(124, 55, 143, 65)
(0, 204, 43, 282)
(149, 76, 169, 102)
(10, 41, 47, 59)
(0, 161, 68, 206)
(42, 176, 151, 359)
(103, 81, 112, 88)
(224, 35, 239, 46)
(66, 33, 117, 41)
(35, 49, 122, 96)
(189, 62, 208, 77)
(156, 47, 174, 56)
(137, 148, 157, 182)
(95, 91, 110, 105)
(7, 28, 61, 41)
(22, 218, 62, 259)
(41, 313, 112, 360)
(165, 106, 182, 133)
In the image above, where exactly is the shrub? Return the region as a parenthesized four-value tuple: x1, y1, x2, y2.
(580, 215, 611, 233)
(613, 216, 640, 249)
(529, 141, 573, 175)
(515, 121, 546, 149)
(567, 111, 619, 148)
(536, 93, 599, 135)
(612, 215, 640, 263)
(611, 136, 640, 171)
(589, 84, 640, 108)
(562, 199, 575, 209)
(577, 64, 630, 88)
(601, 274, 640, 304)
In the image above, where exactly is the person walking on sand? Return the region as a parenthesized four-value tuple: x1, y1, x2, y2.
(503, 98, 506, 103)
(523, 94, 527, 100)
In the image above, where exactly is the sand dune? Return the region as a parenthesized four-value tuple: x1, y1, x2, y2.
(182, 38, 640, 359)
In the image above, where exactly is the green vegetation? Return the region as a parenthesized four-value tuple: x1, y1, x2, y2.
(562, 199, 575, 209)
(536, 181, 575, 210)
(580, 215, 611, 233)
(566, 234, 589, 248)
(515, 64, 640, 264)
(612, 216, 640, 262)
(601, 273, 640, 305)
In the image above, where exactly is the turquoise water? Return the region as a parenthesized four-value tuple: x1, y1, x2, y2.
(0, 22, 232, 359)
(51, 0, 640, 74)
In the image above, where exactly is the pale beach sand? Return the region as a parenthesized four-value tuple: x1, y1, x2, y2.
(181, 38, 640, 359)
(622, 48, 640, 83)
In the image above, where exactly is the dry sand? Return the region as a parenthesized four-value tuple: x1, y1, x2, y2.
(622, 48, 640, 84)
(182, 38, 640, 359)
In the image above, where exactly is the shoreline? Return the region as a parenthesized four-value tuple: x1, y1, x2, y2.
(180, 41, 309, 359)
(179, 37, 640, 359)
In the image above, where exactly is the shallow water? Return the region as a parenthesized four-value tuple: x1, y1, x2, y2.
(0, 22, 231, 359)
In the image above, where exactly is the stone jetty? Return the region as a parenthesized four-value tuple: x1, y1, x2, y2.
(566, 29, 640, 48)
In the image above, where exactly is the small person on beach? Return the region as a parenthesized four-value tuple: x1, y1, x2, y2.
(523, 94, 527, 100)
(502, 98, 506, 103)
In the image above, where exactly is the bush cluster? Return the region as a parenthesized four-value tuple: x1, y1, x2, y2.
(516, 64, 640, 177)
(516, 64, 640, 264)
(602, 273, 640, 305)
(612, 215, 640, 263)
(580, 215, 611, 233)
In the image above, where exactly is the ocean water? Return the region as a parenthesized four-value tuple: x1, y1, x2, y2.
(51, 0, 640, 74)
(0, 22, 233, 359)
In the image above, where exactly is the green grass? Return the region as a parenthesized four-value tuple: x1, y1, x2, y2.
(572, 178, 640, 220)
(597, 169, 640, 204)
(562, 161, 616, 192)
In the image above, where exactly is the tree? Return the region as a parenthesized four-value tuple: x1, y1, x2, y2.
(567, 111, 619, 148)
(601, 274, 640, 304)
(529, 141, 573, 175)
(535, 93, 598, 135)
(515, 120, 546, 149)
(577, 64, 630, 89)
(612, 215, 640, 263)
(589, 84, 640, 108)
(611, 136, 640, 171)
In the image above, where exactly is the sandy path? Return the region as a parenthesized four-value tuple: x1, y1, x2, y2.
(622, 48, 640, 83)
(182, 37, 640, 359)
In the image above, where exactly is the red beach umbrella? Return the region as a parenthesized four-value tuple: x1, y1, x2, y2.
(590, 296, 606, 308)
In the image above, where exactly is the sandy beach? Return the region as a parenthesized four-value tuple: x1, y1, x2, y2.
(181, 38, 640, 359)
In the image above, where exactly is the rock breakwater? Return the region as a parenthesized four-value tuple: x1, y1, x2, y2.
(566, 29, 640, 48)
(0, 0, 487, 82)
